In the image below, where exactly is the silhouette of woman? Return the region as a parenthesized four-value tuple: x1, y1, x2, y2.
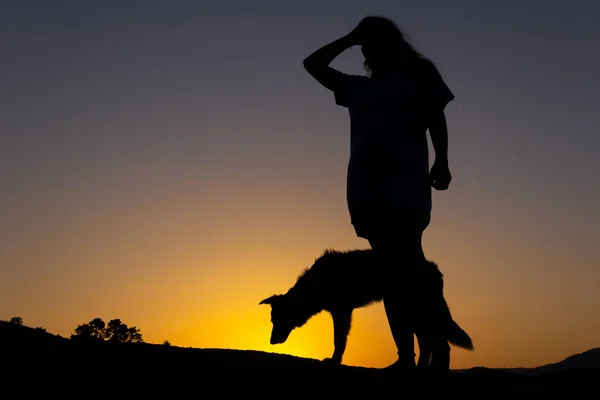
(303, 16, 454, 369)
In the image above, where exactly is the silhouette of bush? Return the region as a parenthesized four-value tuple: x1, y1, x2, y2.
(163, 340, 171, 346)
(9, 316, 23, 325)
(71, 318, 143, 343)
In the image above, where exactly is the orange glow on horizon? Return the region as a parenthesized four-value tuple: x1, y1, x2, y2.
(4, 172, 600, 370)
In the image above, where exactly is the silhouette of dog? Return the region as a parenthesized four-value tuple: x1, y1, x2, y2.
(260, 249, 473, 369)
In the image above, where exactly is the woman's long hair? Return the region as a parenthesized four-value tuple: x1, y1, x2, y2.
(360, 16, 432, 76)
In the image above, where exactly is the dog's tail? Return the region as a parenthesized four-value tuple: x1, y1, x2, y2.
(447, 320, 474, 350)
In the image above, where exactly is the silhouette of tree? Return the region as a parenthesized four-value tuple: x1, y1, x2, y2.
(105, 319, 143, 343)
(71, 317, 106, 340)
(70, 317, 143, 343)
(9, 316, 23, 325)
(163, 340, 171, 346)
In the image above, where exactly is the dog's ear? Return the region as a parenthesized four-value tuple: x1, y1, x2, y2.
(259, 295, 280, 305)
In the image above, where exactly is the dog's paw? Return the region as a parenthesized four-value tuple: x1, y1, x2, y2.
(321, 357, 342, 366)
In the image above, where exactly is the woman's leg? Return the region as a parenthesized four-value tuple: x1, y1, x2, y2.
(367, 213, 429, 368)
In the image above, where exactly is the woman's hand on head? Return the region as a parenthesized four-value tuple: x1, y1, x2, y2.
(346, 18, 374, 45)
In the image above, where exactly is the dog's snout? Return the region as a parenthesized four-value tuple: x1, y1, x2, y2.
(270, 327, 291, 345)
(270, 333, 285, 345)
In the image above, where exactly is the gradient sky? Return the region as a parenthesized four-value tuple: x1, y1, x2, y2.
(2, 0, 599, 369)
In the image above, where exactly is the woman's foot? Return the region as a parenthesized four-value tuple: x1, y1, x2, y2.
(382, 357, 416, 370)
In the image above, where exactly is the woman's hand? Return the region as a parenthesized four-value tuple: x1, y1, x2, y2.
(346, 18, 375, 45)
(430, 160, 452, 191)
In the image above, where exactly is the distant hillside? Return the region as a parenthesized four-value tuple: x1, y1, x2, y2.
(2, 319, 598, 373)
(503, 348, 600, 376)
(0, 319, 68, 349)
(1, 320, 597, 397)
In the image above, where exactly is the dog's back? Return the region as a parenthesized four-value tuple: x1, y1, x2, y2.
(290, 249, 384, 311)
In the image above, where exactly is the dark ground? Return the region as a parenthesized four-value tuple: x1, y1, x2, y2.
(1, 321, 597, 399)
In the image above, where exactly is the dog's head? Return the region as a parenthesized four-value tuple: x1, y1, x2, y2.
(259, 294, 305, 345)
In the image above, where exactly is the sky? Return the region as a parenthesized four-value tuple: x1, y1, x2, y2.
(1, 0, 599, 369)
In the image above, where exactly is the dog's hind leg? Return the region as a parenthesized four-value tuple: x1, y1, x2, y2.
(415, 332, 433, 368)
(429, 336, 451, 370)
(426, 309, 451, 370)
(323, 308, 353, 365)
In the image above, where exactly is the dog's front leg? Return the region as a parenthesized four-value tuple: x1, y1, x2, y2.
(323, 309, 353, 365)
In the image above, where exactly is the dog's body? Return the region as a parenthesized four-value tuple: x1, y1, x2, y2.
(260, 249, 473, 369)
